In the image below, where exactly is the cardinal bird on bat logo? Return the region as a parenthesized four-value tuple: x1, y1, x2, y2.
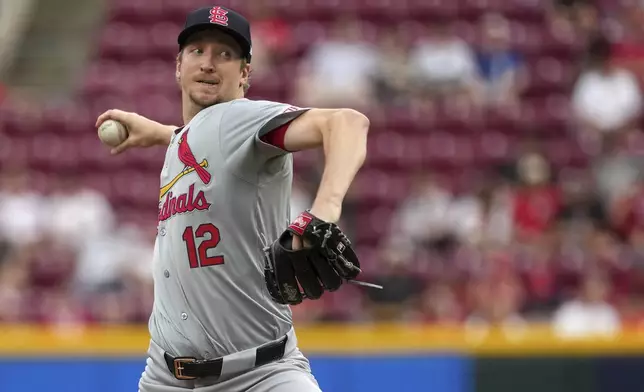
(177, 128, 211, 184)
(157, 127, 213, 222)
(159, 127, 212, 200)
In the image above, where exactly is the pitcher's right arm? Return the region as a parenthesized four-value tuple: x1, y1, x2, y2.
(95, 109, 178, 154)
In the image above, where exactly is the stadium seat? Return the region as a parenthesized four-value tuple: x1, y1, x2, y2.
(0, 136, 30, 169)
(269, 0, 310, 19)
(460, 0, 507, 19)
(406, 0, 458, 19)
(475, 132, 515, 165)
(357, 0, 409, 18)
(147, 22, 182, 58)
(523, 57, 575, 97)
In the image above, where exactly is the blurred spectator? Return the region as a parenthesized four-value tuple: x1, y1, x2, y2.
(610, 177, 644, 243)
(386, 172, 453, 255)
(556, 170, 607, 235)
(73, 222, 153, 294)
(550, 0, 600, 38)
(36, 287, 90, 326)
(0, 167, 46, 246)
(290, 297, 326, 325)
(45, 171, 116, 251)
(553, 271, 621, 338)
(290, 177, 313, 222)
(512, 151, 561, 243)
(27, 236, 76, 291)
(0, 249, 30, 322)
(464, 252, 527, 328)
(294, 17, 378, 108)
(245, 0, 293, 80)
(572, 35, 642, 150)
(413, 282, 464, 324)
(471, 13, 527, 111)
(0, 0, 37, 77)
(86, 289, 141, 324)
(610, 1, 644, 85)
(0, 237, 11, 266)
(371, 28, 414, 107)
(116, 224, 155, 288)
(593, 143, 643, 209)
(623, 227, 644, 308)
(449, 181, 514, 248)
(363, 249, 424, 322)
(586, 228, 631, 299)
(409, 18, 477, 103)
(517, 231, 565, 319)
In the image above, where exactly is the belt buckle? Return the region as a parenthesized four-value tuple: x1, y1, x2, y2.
(174, 358, 197, 380)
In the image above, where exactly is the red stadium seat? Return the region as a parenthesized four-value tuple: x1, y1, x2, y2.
(352, 206, 396, 247)
(0, 136, 30, 169)
(523, 57, 575, 97)
(460, 0, 507, 20)
(382, 106, 421, 131)
(356, 0, 409, 18)
(406, 0, 457, 18)
(291, 21, 328, 53)
(81, 172, 114, 199)
(147, 22, 182, 58)
(309, 0, 358, 18)
(509, 22, 545, 55)
(366, 131, 407, 169)
(544, 137, 589, 168)
(425, 131, 460, 166)
(504, 0, 545, 22)
(475, 132, 515, 165)
(99, 23, 148, 61)
(625, 131, 644, 155)
(270, 0, 310, 19)
(397, 21, 430, 46)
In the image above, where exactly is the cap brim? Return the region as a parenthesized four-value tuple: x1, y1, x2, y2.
(178, 23, 251, 61)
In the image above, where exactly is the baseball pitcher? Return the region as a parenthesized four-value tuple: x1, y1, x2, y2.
(95, 6, 371, 392)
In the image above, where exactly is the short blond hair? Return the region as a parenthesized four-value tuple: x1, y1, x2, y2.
(241, 59, 251, 94)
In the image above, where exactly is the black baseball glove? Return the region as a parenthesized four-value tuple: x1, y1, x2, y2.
(263, 211, 361, 305)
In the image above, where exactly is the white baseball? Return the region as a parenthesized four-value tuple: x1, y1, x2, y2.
(98, 119, 128, 147)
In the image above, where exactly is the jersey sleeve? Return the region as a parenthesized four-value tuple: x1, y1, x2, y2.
(218, 99, 310, 182)
(259, 123, 290, 151)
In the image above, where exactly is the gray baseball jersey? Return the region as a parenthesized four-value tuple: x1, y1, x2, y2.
(149, 98, 310, 359)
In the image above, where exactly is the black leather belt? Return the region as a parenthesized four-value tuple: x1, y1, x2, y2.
(164, 335, 288, 380)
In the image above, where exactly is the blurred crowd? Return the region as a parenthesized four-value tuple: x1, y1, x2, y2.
(2, 0, 644, 339)
(0, 168, 155, 324)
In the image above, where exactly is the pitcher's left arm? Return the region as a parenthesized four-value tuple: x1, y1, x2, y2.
(280, 109, 370, 223)
(262, 108, 373, 306)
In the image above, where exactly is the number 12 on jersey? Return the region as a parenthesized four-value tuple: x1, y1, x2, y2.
(182, 224, 224, 268)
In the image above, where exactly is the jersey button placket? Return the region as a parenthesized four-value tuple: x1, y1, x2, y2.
(181, 313, 188, 320)
(164, 270, 170, 278)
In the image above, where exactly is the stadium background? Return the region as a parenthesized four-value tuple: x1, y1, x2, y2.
(3, 0, 644, 391)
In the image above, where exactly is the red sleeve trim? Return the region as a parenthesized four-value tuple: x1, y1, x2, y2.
(260, 122, 291, 151)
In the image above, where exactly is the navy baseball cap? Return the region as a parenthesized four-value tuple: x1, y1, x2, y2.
(178, 6, 252, 63)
